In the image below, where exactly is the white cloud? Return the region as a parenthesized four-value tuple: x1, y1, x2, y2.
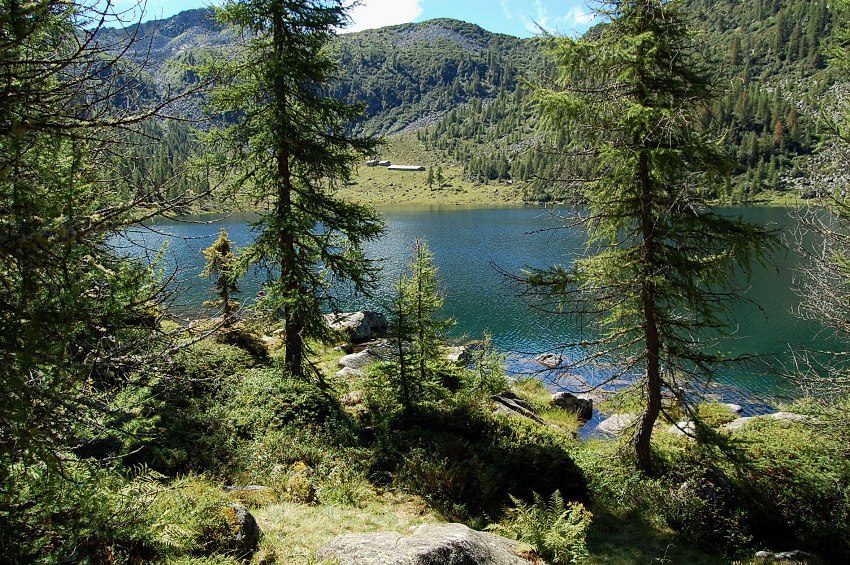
(342, 0, 423, 33)
(500, 0, 514, 21)
(568, 8, 595, 26)
(524, 2, 596, 36)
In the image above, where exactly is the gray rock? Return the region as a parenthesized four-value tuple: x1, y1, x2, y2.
(725, 403, 744, 414)
(339, 349, 382, 370)
(492, 392, 546, 424)
(596, 414, 635, 435)
(535, 352, 563, 369)
(335, 366, 366, 379)
(722, 416, 755, 432)
(668, 420, 695, 437)
(221, 503, 261, 558)
(316, 522, 536, 565)
(550, 392, 593, 421)
(723, 411, 809, 432)
(325, 311, 388, 342)
(341, 391, 364, 407)
(755, 549, 811, 562)
(445, 345, 472, 366)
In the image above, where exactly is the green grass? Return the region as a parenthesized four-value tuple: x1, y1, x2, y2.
(252, 495, 440, 563)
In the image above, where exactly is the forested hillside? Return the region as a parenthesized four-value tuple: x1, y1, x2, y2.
(102, 0, 842, 206)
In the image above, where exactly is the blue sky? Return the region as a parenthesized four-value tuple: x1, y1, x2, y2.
(102, 0, 595, 37)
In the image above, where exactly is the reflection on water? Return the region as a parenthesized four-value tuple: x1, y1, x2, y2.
(116, 206, 838, 410)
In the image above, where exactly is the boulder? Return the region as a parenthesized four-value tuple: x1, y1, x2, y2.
(335, 367, 366, 379)
(220, 503, 261, 559)
(550, 392, 593, 421)
(316, 523, 537, 565)
(341, 391, 364, 407)
(725, 403, 743, 414)
(339, 350, 382, 370)
(325, 311, 388, 342)
(596, 414, 635, 435)
(224, 485, 275, 507)
(445, 345, 472, 366)
(535, 352, 563, 369)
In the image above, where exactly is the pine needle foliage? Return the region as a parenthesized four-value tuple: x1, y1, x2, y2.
(386, 239, 455, 411)
(524, 0, 777, 473)
(202, 0, 384, 379)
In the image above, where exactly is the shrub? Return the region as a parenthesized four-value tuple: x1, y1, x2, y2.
(226, 368, 348, 434)
(494, 490, 592, 565)
(731, 417, 850, 561)
(375, 404, 587, 520)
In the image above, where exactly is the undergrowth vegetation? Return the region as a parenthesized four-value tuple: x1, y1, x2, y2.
(7, 316, 850, 563)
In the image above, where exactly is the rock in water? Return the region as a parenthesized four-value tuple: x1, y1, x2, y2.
(316, 523, 538, 565)
(535, 353, 563, 369)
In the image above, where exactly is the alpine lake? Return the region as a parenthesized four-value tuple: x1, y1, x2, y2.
(117, 205, 837, 418)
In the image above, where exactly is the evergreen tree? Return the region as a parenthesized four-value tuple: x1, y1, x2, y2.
(0, 1, 203, 556)
(525, 0, 775, 473)
(386, 240, 454, 411)
(203, 0, 384, 379)
(202, 228, 240, 325)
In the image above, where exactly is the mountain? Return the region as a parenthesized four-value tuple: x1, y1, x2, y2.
(100, 1, 844, 206)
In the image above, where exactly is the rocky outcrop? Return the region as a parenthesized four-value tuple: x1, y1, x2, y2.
(339, 349, 382, 370)
(722, 411, 809, 432)
(316, 523, 539, 565)
(326, 311, 389, 342)
(335, 366, 366, 379)
(550, 392, 593, 421)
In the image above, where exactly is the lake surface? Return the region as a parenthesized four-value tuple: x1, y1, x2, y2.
(116, 205, 835, 410)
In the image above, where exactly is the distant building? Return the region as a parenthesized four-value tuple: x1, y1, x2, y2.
(387, 165, 425, 172)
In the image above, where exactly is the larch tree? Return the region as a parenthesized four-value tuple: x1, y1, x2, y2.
(202, 227, 240, 325)
(203, 0, 384, 379)
(386, 239, 453, 411)
(523, 0, 775, 473)
(1, 0, 208, 554)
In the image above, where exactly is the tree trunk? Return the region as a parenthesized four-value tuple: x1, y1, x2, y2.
(273, 6, 303, 378)
(635, 148, 662, 475)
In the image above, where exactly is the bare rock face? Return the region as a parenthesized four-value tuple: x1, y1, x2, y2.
(316, 523, 539, 565)
(445, 345, 472, 366)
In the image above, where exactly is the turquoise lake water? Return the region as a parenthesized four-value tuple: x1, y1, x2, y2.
(115, 205, 837, 412)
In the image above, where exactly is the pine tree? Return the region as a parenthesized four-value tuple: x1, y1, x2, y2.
(525, 0, 775, 473)
(203, 0, 384, 379)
